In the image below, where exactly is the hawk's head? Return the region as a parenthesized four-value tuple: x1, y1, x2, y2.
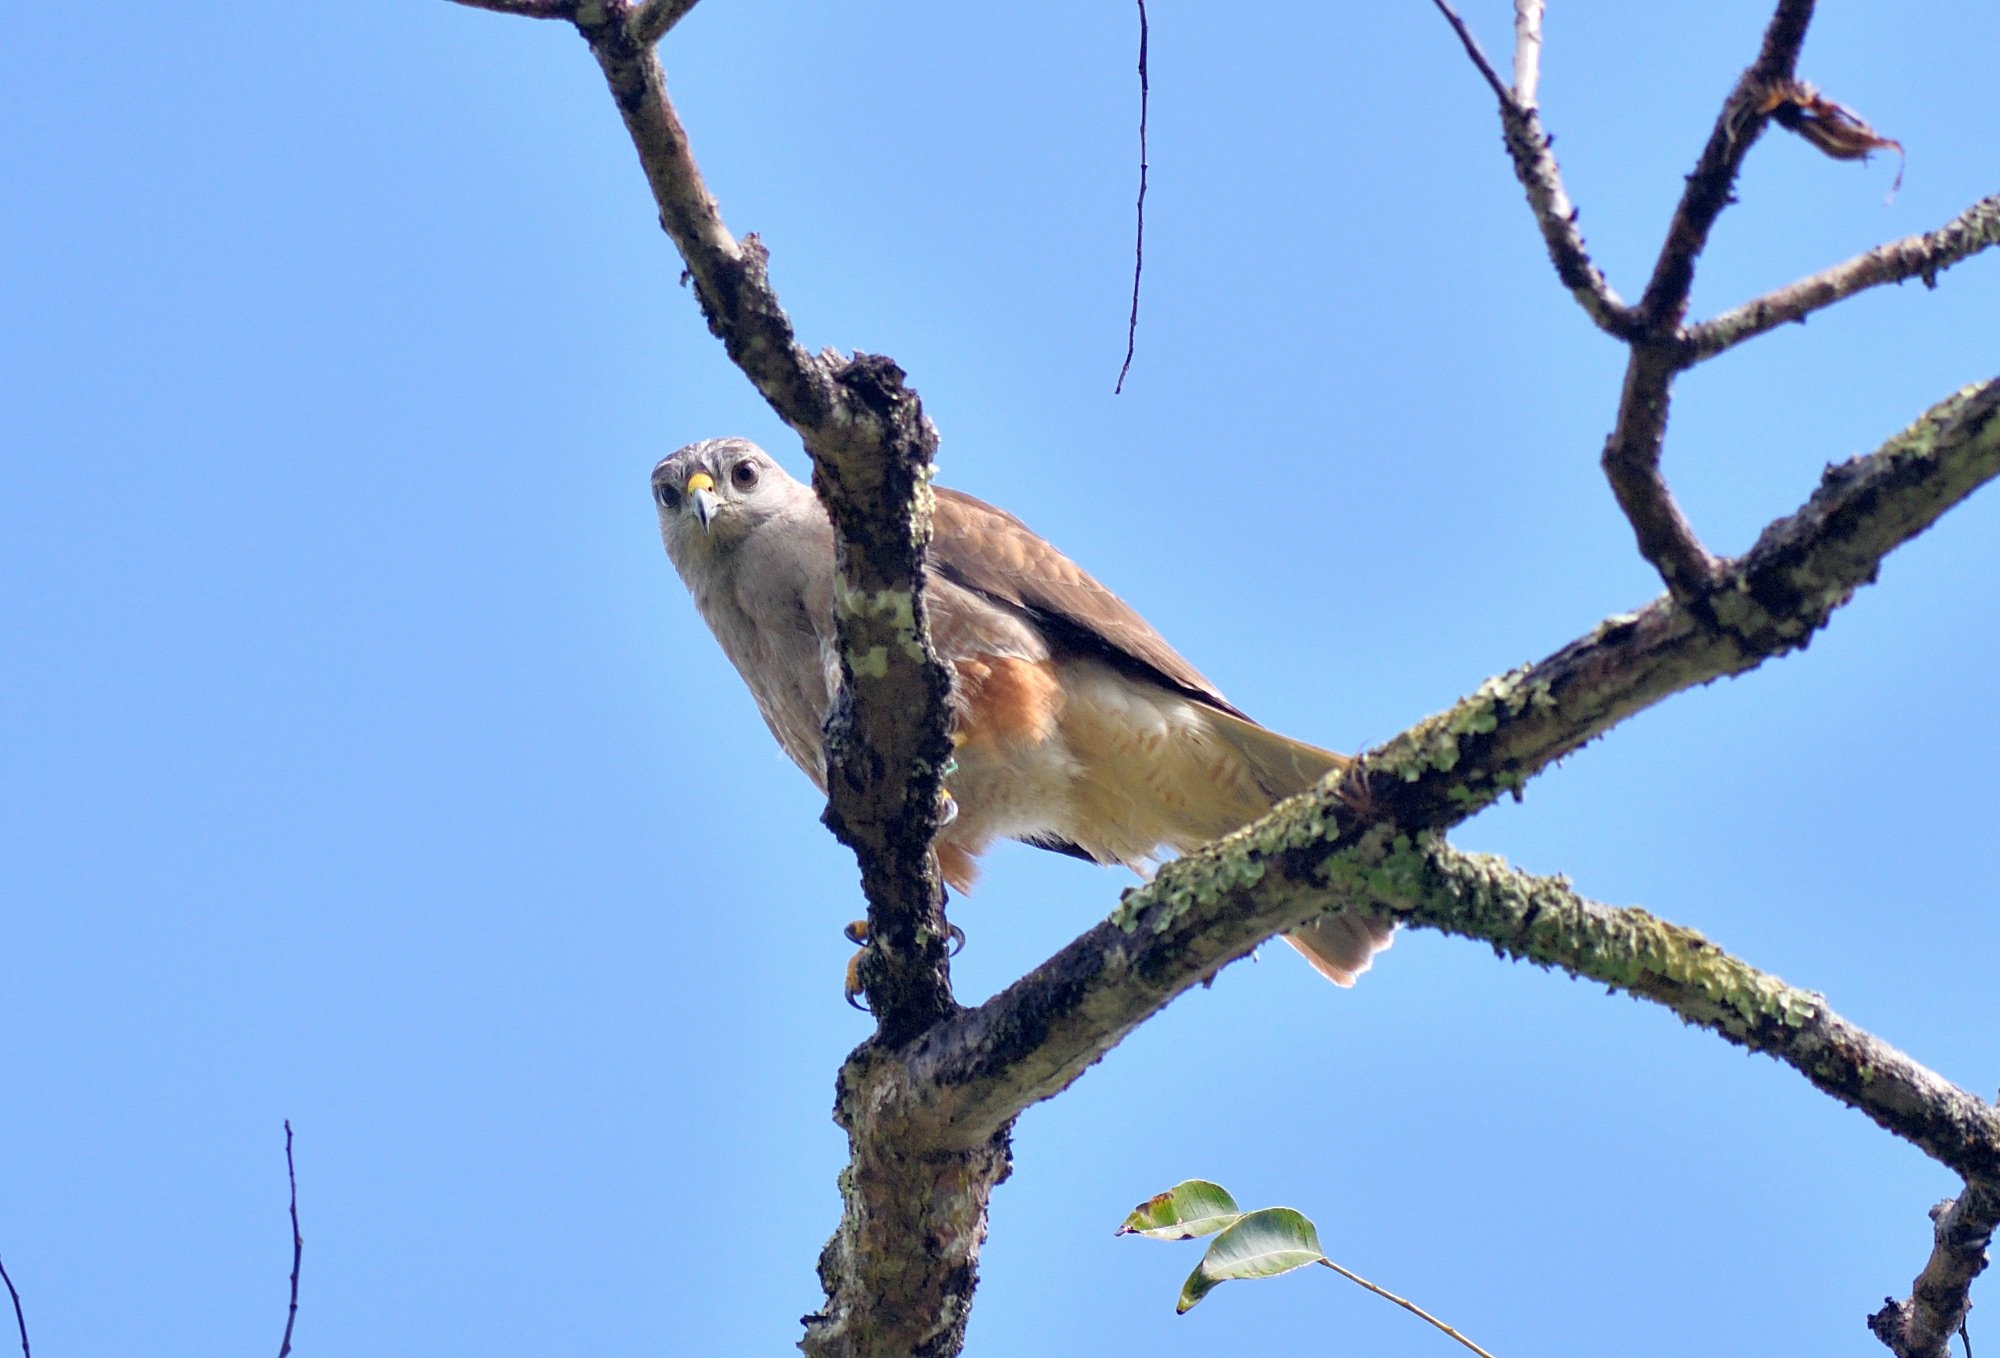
(652, 437, 804, 565)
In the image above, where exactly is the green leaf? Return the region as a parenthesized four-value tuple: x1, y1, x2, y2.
(1115, 1180, 1243, 1241)
(1176, 1207, 1327, 1313)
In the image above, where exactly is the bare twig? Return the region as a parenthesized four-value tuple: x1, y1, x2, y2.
(443, 0, 575, 17)
(0, 1251, 28, 1358)
(1510, 0, 1544, 107)
(1686, 193, 2000, 361)
(1635, 0, 1816, 327)
(277, 1121, 301, 1358)
(1427, 0, 1636, 339)
(1114, 0, 1149, 395)
(1427, 0, 1508, 103)
(631, 0, 702, 45)
(1317, 1257, 1497, 1358)
(1870, 1186, 1998, 1358)
(906, 380, 2000, 1141)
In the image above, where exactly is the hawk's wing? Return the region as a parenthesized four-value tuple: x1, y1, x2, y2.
(928, 486, 1249, 719)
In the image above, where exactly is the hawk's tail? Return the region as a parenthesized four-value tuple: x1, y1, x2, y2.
(1203, 709, 1396, 988)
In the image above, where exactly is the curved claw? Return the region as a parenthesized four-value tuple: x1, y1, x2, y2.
(839, 918, 959, 1007)
(844, 947, 872, 1012)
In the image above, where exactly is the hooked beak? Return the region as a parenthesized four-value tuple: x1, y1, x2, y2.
(685, 471, 721, 530)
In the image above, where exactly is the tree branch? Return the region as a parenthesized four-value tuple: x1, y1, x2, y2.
(630, 0, 701, 45)
(901, 378, 2000, 1141)
(546, 7, 982, 1352)
(1686, 193, 2000, 362)
(443, 0, 576, 18)
(1427, 0, 1638, 340)
(566, 7, 955, 1035)
(1872, 1186, 1997, 1358)
(1600, 343, 1718, 597)
(1637, 0, 1816, 327)
(1369, 844, 2000, 1180)
(1511, 0, 1544, 108)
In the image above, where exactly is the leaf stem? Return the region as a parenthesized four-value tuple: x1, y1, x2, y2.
(1316, 1257, 1497, 1358)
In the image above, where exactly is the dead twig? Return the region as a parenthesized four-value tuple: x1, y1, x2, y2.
(0, 1251, 28, 1358)
(277, 1121, 301, 1358)
(1114, 0, 1150, 395)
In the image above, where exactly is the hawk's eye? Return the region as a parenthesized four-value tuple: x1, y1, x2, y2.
(655, 481, 682, 511)
(729, 460, 760, 491)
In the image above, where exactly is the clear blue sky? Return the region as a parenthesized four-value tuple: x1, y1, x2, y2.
(3, 2, 1996, 1354)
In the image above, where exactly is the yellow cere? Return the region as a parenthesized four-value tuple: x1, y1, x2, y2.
(685, 472, 715, 493)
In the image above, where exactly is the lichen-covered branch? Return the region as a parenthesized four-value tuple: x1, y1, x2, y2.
(558, 2, 957, 1032)
(443, 3, 980, 1352)
(1361, 843, 2000, 1179)
(1871, 1185, 1998, 1358)
(446, 4, 1995, 1354)
(907, 378, 2000, 1141)
(1686, 193, 2000, 362)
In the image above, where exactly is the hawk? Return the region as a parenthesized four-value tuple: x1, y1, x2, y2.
(652, 437, 1391, 986)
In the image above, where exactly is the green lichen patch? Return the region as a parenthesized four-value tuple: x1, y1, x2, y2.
(1375, 667, 1557, 801)
(1107, 787, 1356, 936)
(832, 575, 927, 664)
(1110, 847, 1271, 937)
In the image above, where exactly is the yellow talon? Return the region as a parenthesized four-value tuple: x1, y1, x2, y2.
(843, 919, 871, 1010)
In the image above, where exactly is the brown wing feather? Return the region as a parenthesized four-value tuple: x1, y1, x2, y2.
(929, 486, 1247, 718)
